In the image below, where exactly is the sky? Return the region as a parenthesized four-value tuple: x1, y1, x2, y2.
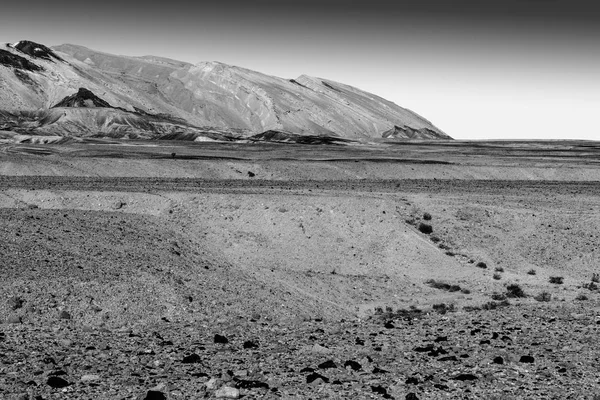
(1, 0, 599, 140)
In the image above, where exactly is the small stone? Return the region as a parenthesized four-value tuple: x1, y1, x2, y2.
(318, 360, 337, 369)
(311, 343, 332, 354)
(58, 310, 71, 320)
(214, 334, 229, 344)
(80, 374, 100, 382)
(453, 373, 478, 381)
(372, 366, 389, 374)
(143, 391, 166, 400)
(371, 385, 390, 397)
(215, 386, 239, 398)
(47, 376, 70, 388)
(243, 340, 258, 349)
(306, 372, 329, 384)
(8, 296, 24, 310)
(182, 353, 201, 363)
(344, 360, 362, 371)
(205, 378, 220, 390)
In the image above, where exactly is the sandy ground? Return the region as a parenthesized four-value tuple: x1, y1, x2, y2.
(1, 139, 600, 399)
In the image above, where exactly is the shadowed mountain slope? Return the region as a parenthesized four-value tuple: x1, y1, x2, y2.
(0, 40, 451, 141)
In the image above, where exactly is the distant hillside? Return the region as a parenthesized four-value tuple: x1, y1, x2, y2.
(0, 40, 451, 141)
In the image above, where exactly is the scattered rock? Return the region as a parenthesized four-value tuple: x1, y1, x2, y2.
(344, 360, 362, 371)
(214, 334, 229, 344)
(80, 374, 100, 382)
(215, 386, 240, 398)
(453, 373, 478, 381)
(8, 296, 24, 310)
(306, 372, 329, 384)
(243, 340, 258, 349)
(182, 353, 202, 363)
(311, 343, 332, 354)
(58, 310, 71, 320)
(47, 376, 70, 388)
(142, 390, 166, 400)
(318, 360, 337, 369)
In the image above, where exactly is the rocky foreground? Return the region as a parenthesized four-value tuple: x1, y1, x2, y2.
(2, 300, 600, 399)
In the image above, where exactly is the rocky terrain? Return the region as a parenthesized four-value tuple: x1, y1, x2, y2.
(0, 139, 600, 398)
(0, 40, 449, 141)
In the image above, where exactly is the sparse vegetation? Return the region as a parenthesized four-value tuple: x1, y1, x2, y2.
(582, 282, 598, 291)
(429, 236, 441, 243)
(527, 269, 537, 275)
(375, 307, 424, 321)
(506, 283, 527, 298)
(534, 291, 552, 302)
(495, 266, 504, 272)
(549, 276, 564, 284)
(425, 279, 462, 292)
(575, 293, 589, 301)
(460, 288, 471, 294)
(423, 212, 432, 221)
(476, 262, 487, 269)
(432, 303, 455, 314)
(481, 300, 511, 310)
(493, 273, 501, 280)
(445, 251, 455, 256)
(418, 223, 433, 234)
(491, 293, 507, 301)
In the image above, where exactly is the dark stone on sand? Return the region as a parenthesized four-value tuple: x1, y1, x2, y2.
(214, 334, 229, 344)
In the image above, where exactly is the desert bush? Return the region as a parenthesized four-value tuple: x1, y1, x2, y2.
(506, 283, 527, 298)
(527, 269, 537, 275)
(575, 293, 589, 301)
(582, 282, 598, 291)
(493, 273, 502, 280)
(430, 236, 441, 243)
(476, 262, 487, 269)
(374, 306, 384, 315)
(432, 303, 455, 314)
(534, 291, 552, 302)
(425, 279, 462, 292)
(445, 251, 455, 256)
(377, 307, 424, 321)
(423, 212, 432, 221)
(460, 288, 471, 294)
(491, 293, 507, 301)
(549, 276, 564, 284)
(418, 223, 433, 234)
(592, 273, 600, 283)
(481, 300, 510, 310)
(495, 266, 504, 272)
(438, 243, 450, 250)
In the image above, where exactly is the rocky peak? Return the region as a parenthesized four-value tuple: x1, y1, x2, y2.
(52, 88, 113, 108)
(11, 40, 64, 62)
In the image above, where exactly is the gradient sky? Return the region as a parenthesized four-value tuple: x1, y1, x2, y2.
(1, 0, 599, 140)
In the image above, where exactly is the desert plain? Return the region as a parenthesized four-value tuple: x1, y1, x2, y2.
(1, 138, 600, 399)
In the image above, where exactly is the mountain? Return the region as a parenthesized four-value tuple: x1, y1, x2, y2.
(0, 40, 451, 141)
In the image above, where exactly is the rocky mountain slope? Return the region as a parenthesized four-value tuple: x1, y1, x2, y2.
(0, 40, 450, 141)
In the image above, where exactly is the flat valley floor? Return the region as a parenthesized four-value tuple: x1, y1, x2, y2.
(1, 139, 600, 399)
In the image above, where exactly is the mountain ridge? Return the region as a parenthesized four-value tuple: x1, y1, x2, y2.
(0, 40, 452, 141)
